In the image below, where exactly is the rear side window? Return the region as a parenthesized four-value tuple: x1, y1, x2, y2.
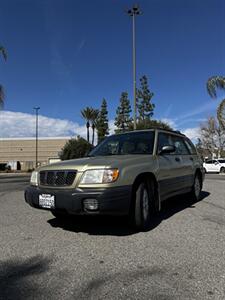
(218, 159, 225, 163)
(184, 139, 197, 155)
(171, 135, 189, 155)
(206, 160, 216, 164)
(206, 160, 212, 164)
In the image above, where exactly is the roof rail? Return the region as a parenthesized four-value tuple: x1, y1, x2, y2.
(153, 128, 185, 135)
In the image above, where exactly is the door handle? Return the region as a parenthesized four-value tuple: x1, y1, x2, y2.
(175, 157, 180, 162)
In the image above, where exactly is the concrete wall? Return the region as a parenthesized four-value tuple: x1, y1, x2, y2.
(0, 137, 71, 170)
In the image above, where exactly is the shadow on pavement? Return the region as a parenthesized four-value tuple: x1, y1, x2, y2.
(148, 190, 210, 231)
(48, 191, 210, 236)
(0, 255, 51, 300)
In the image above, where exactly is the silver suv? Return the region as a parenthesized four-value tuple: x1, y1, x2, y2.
(25, 129, 204, 230)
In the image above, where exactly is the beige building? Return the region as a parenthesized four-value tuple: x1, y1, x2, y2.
(0, 137, 71, 170)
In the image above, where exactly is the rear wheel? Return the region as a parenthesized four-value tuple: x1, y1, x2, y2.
(133, 181, 154, 231)
(203, 168, 207, 174)
(190, 173, 202, 201)
(220, 167, 225, 173)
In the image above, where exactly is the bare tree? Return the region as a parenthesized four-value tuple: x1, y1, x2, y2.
(200, 116, 225, 158)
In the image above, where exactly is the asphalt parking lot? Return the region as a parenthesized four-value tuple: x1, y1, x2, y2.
(0, 174, 225, 300)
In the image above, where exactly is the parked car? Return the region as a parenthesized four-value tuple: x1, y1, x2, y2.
(25, 129, 204, 230)
(203, 159, 225, 173)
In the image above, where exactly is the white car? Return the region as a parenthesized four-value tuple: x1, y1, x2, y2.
(203, 159, 225, 173)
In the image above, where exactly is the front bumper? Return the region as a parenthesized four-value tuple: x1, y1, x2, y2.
(24, 185, 132, 216)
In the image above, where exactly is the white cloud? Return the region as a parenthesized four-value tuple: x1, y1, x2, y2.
(0, 111, 116, 140)
(0, 110, 202, 146)
(160, 118, 177, 129)
(159, 117, 201, 142)
(0, 111, 87, 138)
(182, 127, 200, 141)
(108, 119, 116, 135)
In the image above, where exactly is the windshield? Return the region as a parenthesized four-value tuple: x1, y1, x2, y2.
(89, 131, 155, 156)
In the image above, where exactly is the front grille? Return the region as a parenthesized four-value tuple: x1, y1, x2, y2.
(39, 170, 76, 186)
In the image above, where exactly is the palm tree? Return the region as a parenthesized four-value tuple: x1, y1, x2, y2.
(81, 107, 93, 142)
(0, 45, 7, 109)
(207, 76, 225, 129)
(217, 99, 225, 129)
(0, 85, 5, 109)
(90, 109, 99, 145)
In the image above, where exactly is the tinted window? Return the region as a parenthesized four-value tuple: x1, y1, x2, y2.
(157, 133, 173, 153)
(89, 131, 155, 156)
(205, 160, 213, 164)
(184, 139, 197, 155)
(171, 136, 189, 155)
(218, 159, 225, 163)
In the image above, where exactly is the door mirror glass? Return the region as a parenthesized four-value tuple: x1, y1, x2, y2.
(160, 145, 176, 155)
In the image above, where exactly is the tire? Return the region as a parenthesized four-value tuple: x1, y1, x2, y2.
(220, 167, 225, 173)
(133, 181, 153, 231)
(203, 168, 207, 174)
(190, 173, 202, 201)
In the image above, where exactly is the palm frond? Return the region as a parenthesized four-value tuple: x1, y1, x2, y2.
(90, 109, 99, 123)
(81, 107, 94, 121)
(0, 46, 7, 61)
(217, 99, 225, 130)
(0, 85, 4, 109)
(207, 76, 225, 98)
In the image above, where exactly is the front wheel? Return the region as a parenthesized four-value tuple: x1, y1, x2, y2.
(190, 173, 202, 201)
(220, 167, 225, 173)
(133, 182, 153, 231)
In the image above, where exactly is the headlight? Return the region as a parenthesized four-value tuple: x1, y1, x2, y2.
(80, 169, 119, 184)
(30, 171, 38, 186)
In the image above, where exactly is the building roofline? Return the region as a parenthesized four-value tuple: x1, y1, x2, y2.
(0, 136, 74, 141)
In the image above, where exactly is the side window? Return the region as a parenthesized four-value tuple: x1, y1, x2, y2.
(171, 136, 189, 155)
(157, 133, 172, 153)
(184, 139, 197, 155)
(206, 160, 212, 164)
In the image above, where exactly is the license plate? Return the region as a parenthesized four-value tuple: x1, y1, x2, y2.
(39, 194, 55, 209)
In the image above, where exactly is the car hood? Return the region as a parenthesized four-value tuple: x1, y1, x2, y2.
(38, 155, 153, 173)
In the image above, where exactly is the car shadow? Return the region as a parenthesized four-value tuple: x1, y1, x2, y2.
(148, 190, 210, 231)
(47, 191, 210, 236)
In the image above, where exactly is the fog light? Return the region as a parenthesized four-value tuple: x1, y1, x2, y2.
(83, 199, 99, 211)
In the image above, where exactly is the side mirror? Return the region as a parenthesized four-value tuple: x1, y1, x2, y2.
(159, 145, 176, 155)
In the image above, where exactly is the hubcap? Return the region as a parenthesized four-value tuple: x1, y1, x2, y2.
(142, 189, 149, 221)
(194, 176, 201, 198)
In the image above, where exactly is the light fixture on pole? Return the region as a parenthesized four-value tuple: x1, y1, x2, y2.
(33, 107, 40, 168)
(127, 4, 142, 130)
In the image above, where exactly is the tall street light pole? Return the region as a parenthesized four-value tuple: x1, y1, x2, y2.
(127, 4, 142, 130)
(33, 107, 40, 168)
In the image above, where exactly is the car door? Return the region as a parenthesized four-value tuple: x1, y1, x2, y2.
(205, 160, 213, 172)
(212, 160, 221, 172)
(171, 135, 194, 189)
(156, 132, 188, 199)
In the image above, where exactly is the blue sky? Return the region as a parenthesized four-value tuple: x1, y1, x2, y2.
(0, 0, 225, 139)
